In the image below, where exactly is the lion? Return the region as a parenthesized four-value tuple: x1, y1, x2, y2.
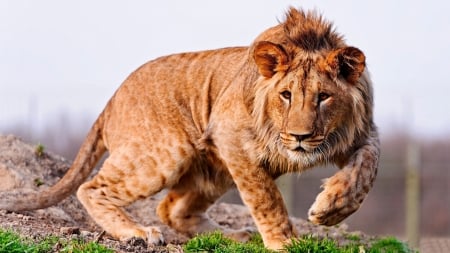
(0, 7, 379, 250)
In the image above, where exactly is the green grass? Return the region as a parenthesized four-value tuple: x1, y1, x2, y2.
(0, 229, 113, 253)
(57, 239, 113, 253)
(344, 233, 361, 242)
(184, 231, 416, 253)
(184, 232, 272, 253)
(34, 143, 45, 157)
(1, 228, 415, 253)
(369, 237, 415, 253)
(0, 229, 54, 253)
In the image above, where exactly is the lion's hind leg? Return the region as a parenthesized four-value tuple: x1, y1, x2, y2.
(78, 177, 164, 245)
(157, 183, 253, 242)
(76, 143, 186, 245)
(77, 162, 164, 244)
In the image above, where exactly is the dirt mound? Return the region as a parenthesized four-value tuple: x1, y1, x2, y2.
(0, 134, 371, 252)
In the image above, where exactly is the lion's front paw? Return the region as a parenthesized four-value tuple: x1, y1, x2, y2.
(308, 173, 363, 226)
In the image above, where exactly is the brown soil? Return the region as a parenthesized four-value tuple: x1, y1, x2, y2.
(0, 134, 371, 252)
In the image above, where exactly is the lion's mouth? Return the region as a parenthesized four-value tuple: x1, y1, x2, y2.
(294, 146, 306, 152)
(280, 132, 325, 153)
(293, 142, 318, 153)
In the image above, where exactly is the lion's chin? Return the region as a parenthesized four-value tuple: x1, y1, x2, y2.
(277, 139, 326, 166)
(284, 148, 320, 166)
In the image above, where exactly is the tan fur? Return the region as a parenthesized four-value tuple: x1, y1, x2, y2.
(0, 7, 379, 250)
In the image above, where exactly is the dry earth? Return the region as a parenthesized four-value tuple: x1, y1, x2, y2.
(0, 134, 372, 252)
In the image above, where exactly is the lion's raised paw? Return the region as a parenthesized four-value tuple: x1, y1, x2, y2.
(307, 177, 362, 226)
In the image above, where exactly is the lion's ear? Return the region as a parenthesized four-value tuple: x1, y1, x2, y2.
(253, 41, 289, 78)
(322, 47, 366, 83)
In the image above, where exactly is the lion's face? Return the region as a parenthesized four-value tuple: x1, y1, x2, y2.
(268, 66, 353, 160)
(252, 41, 367, 163)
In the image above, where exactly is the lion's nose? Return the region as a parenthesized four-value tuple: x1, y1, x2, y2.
(290, 132, 313, 141)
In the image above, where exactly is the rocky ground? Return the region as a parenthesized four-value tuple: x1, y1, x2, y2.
(0, 134, 372, 252)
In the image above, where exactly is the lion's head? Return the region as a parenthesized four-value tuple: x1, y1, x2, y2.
(247, 8, 374, 169)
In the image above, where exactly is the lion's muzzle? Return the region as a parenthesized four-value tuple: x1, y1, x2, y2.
(279, 132, 325, 153)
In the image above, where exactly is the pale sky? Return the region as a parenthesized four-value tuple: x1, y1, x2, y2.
(1, 0, 449, 138)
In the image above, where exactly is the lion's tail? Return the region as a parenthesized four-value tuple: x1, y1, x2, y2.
(0, 112, 107, 211)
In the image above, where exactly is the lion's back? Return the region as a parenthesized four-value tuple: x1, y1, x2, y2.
(101, 47, 248, 149)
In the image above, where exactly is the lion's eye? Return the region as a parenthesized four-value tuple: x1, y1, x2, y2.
(280, 91, 291, 100)
(318, 92, 330, 102)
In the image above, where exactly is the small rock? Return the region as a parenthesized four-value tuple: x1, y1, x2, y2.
(22, 215, 31, 221)
(167, 243, 184, 253)
(80, 230, 93, 238)
(60, 226, 80, 235)
(126, 237, 148, 247)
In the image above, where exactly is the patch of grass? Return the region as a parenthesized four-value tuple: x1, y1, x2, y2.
(287, 235, 363, 253)
(345, 233, 361, 242)
(34, 178, 44, 187)
(184, 231, 272, 253)
(57, 239, 114, 253)
(368, 237, 415, 253)
(35, 143, 45, 157)
(185, 232, 415, 253)
(0, 229, 55, 253)
(0, 229, 113, 253)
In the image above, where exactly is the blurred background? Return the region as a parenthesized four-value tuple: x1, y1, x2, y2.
(1, 0, 449, 248)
